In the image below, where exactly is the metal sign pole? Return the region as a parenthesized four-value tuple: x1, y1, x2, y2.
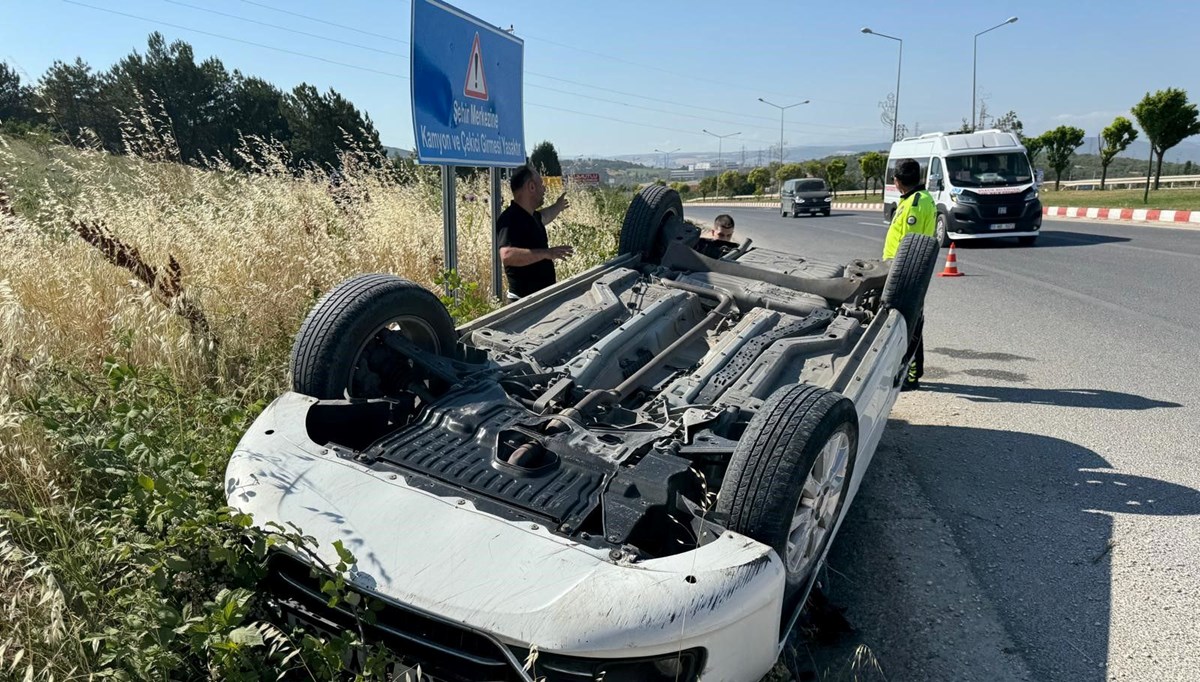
(441, 165, 457, 295)
(490, 167, 503, 299)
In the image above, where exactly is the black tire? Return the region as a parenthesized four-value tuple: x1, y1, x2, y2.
(1018, 235, 1038, 246)
(881, 233, 940, 336)
(822, 209, 831, 217)
(290, 274, 457, 400)
(716, 384, 858, 602)
(791, 208, 800, 219)
(618, 185, 684, 259)
(781, 209, 789, 218)
(935, 213, 950, 247)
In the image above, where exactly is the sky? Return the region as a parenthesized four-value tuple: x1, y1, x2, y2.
(3, 0, 1200, 161)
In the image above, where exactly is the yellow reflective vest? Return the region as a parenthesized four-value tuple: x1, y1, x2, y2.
(883, 187, 937, 260)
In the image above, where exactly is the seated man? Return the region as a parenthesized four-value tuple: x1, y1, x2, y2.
(696, 214, 739, 259)
(709, 213, 736, 242)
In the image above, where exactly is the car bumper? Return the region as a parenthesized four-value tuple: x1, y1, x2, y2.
(947, 199, 1042, 239)
(226, 392, 787, 681)
(791, 200, 831, 212)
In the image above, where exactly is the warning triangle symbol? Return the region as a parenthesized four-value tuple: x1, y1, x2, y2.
(463, 33, 488, 100)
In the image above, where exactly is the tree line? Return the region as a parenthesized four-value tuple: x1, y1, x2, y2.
(984, 89, 1199, 196)
(0, 33, 382, 171)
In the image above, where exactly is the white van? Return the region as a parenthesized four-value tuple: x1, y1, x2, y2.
(884, 130, 1042, 246)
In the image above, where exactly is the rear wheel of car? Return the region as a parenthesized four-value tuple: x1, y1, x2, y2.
(935, 213, 950, 247)
(716, 384, 858, 604)
(290, 274, 457, 400)
(881, 233, 939, 339)
(618, 185, 685, 260)
(1018, 235, 1038, 246)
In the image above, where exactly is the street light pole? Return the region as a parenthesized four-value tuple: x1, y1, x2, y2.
(757, 99, 809, 165)
(653, 147, 680, 173)
(702, 129, 741, 171)
(861, 27, 903, 142)
(972, 17, 1018, 132)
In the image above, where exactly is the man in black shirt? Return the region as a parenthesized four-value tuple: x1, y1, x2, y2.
(496, 165, 573, 299)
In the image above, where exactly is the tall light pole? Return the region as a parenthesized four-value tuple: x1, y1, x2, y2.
(757, 99, 809, 165)
(654, 147, 680, 172)
(702, 129, 740, 171)
(973, 17, 1018, 132)
(861, 27, 903, 142)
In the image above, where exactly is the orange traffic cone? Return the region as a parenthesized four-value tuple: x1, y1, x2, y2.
(938, 242, 965, 277)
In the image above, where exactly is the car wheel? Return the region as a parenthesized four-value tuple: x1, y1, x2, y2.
(822, 209, 831, 217)
(716, 384, 858, 606)
(618, 185, 687, 261)
(290, 274, 457, 400)
(791, 208, 800, 218)
(1018, 236, 1038, 246)
(935, 213, 950, 247)
(881, 233, 939, 341)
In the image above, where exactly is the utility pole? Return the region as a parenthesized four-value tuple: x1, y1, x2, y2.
(759, 98, 810, 165)
(972, 17, 1019, 132)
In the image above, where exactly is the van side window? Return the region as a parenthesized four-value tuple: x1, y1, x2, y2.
(885, 158, 897, 185)
(930, 157, 943, 181)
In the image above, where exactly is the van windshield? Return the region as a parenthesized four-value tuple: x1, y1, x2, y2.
(796, 180, 827, 192)
(945, 152, 1032, 187)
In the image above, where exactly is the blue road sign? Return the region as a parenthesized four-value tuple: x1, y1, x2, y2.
(411, 0, 525, 166)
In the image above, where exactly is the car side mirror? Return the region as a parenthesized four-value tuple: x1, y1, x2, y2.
(934, 177, 945, 192)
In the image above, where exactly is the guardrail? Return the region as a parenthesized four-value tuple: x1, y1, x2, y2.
(1053, 174, 1200, 190)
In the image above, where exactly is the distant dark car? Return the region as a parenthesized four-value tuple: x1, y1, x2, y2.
(780, 178, 832, 217)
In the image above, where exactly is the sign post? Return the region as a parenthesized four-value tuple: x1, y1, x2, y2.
(411, 0, 525, 298)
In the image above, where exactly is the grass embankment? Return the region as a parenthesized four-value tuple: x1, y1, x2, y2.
(0, 126, 624, 680)
(1035, 186, 1200, 210)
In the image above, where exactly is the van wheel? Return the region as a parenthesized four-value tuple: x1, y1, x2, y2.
(935, 213, 950, 247)
(782, 209, 789, 218)
(716, 384, 858, 607)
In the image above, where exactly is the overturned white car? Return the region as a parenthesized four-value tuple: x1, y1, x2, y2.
(226, 186, 939, 681)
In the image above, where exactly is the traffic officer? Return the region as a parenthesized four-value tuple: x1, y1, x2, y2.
(884, 158, 936, 390)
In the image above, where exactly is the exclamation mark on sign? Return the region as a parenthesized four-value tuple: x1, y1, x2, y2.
(463, 32, 489, 100)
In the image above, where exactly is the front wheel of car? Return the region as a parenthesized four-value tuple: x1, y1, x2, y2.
(716, 384, 858, 606)
(290, 274, 458, 400)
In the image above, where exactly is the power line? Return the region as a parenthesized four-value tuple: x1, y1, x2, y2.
(238, 0, 408, 45)
(61, 0, 408, 79)
(241, 0, 808, 101)
(160, 0, 407, 57)
(225, 0, 879, 132)
(77, 0, 867, 138)
(59, 1, 881, 149)
(57, 1, 714, 143)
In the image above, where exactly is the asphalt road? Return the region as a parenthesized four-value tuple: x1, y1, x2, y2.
(685, 207, 1200, 682)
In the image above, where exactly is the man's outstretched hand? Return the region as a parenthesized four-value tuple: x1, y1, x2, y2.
(546, 245, 574, 260)
(551, 192, 570, 213)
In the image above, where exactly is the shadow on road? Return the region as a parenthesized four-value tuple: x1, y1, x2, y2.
(799, 421, 1200, 682)
(958, 231, 1131, 249)
(922, 382, 1182, 410)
